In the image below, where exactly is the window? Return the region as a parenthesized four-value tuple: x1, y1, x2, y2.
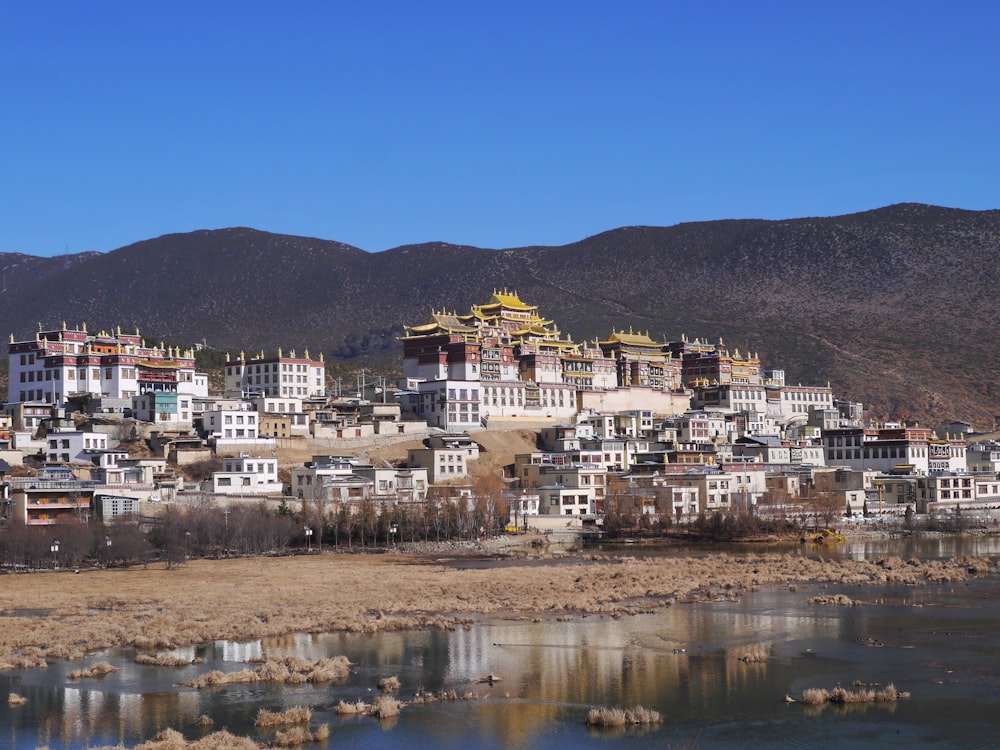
(218, 477, 232, 486)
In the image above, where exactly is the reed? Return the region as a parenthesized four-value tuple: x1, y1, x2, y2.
(134, 653, 201, 667)
(586, 705, 662, 726)
(67, 661, 120, 679)
(800, 683, 909, 705)
(182, 656, 352, 688)
(808, 594, 857, 606)
(272, 724, 329, 746)
(371, 695, 401, 719)
(128, 728, 259, 749)
(254, 706, 312, 726)
(379, 674, 401, 693)
(334, 699, 370, 715)
(800, 688, 830, 705)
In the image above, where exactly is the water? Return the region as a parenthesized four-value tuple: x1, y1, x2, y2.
(4, 541, 1000, 749)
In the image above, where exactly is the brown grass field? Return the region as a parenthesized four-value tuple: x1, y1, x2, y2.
(0, 550, 994, 670)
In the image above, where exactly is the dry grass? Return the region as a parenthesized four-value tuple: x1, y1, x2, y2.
(0, 552, 994, 671)
(737, 646, 769, 663)
(809, 594, 859, 606)
(272, 724, 329, 747)
(371, 695, 401, 718)
(120, 728, 259, 750)
(67, 661, 120, 679)
(800, 683, 910, 705)
(135, 653, 203, 667)
(183, 656, 351, 688)
(255, 706, 312, 727)
(8, 692, 27, 705)
(0, 653, 49, 670)
(800, 687, 832, 705)
(586, 705, 662, 727)
(334, 699, 370, 715)
(379, 675, 401, 693)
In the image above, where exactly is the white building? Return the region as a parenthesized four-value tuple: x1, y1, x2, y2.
(201, 406, 260, 441)
(212, 455, 282, 495)
(773, 384, 836, 419)
(408, 444, 474, 483)
(132, 392, 195, 426)
(45, 430, 109, 464)
(8, 323, 207, 408)
(224, 350, 325, 399)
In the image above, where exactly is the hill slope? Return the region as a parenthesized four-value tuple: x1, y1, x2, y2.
(2, 204, 998, 426)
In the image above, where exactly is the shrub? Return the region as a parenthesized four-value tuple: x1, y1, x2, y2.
(255, 706, 312, 727)
(67, 661, 120, 679)
(371, 696, 401, 719)
(334, 700, 369, 715)
(379, 675, 401, 693)
(587, 707, 627, 727)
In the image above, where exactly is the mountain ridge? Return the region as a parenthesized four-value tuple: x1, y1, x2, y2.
(1, 203, 998, 426)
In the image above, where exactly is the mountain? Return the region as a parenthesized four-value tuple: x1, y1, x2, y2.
(2, 204, 998, 427)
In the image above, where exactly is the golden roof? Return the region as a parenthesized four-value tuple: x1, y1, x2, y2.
(511, 323, 561, 338)
(600, 329, 662, 347)
(491, 290, 535, 309)
(403, 311, 479, 336)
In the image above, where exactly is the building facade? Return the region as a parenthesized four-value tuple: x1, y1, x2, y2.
(8, 324, 206, 408)
(224, 349, 325, 399)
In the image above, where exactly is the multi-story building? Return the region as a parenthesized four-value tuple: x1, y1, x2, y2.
(401, 291, 674, 431)
(7, 468, 96, 525)
(928, 434, 968, 474)
(353, 465, 428, 504)
(822, 426, 933, 474)
(3, 402, 52, 432)
(7, 323, 207, 408)
(212, 455, 282, 495)
(671, 339, 761, 388)
(597, 330, 682, 391)
(967, 442, 1000, 473)
(530, 463, 606, 516)
(773, 384, 836, 419)
(691, 383, 768, 415)
(224, 349, 325, 399)
(291, 456, 427, 506)
(44, 429, 114, 465)
(132, 391, 195, 426)
(408, 434, 481, 484)
(253, 396, 310, 437)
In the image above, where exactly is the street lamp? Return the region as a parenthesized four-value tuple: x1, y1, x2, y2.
(304, 526, 313, 552)
(390, 524, 398, 548)
(184, 531, 192, 559)
(51, 539, 60, 569)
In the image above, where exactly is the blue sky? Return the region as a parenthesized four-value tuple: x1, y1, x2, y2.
(2, 1, 997, 256)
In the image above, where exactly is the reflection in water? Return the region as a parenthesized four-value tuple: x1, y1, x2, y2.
(5, 550, 1000, 748)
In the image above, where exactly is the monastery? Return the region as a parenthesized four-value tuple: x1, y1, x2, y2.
(398, 290, 806, 431)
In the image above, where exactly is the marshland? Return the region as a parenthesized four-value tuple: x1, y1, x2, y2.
(4, 538, 1000, 748)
